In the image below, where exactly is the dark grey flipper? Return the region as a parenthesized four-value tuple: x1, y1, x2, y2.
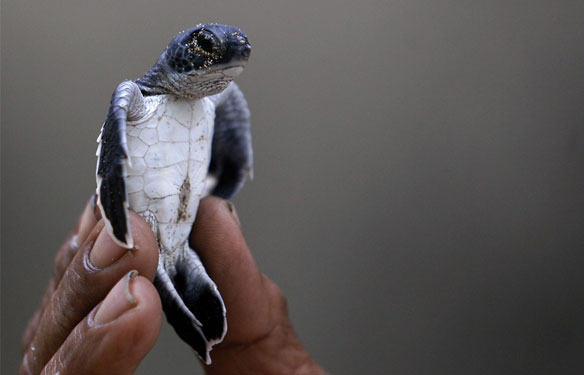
(154, 241, 226, 364)
(96, 81, 146, 248)
(175, 247, 226, 342)
(208, 82, 253, 199)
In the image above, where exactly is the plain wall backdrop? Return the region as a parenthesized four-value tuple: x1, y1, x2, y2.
(2, 1, 584, 374)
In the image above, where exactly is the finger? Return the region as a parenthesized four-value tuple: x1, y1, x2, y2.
(40, 272, 162, 375)
(189, 197, 280, 342)
(22, 196, 99, 353)
(55, 196, 100, 289)
(190, 197, 260, 284)
(20, 212, 158, 375)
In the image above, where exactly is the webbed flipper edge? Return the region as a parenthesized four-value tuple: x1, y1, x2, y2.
(154, 242, 227, 365)
(96, 81, 146, 248)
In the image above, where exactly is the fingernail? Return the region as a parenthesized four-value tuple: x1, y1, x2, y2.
(89, 227, 131, 269)
(74, 195, 99, 248)
(226, 201, 241, 227)
(94, 270, 139, 324)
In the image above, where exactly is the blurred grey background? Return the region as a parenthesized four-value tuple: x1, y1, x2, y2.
(2, 1, 584, 374)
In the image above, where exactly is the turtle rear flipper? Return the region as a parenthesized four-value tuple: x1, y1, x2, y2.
(154, 242, 226, 364)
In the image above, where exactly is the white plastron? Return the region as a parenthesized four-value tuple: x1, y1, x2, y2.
(125, 94, 215, 268)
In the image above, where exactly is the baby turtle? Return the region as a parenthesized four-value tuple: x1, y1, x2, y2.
(95, 24, 252, 364)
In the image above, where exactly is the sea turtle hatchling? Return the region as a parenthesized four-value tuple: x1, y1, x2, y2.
(95, 24, 252, 364)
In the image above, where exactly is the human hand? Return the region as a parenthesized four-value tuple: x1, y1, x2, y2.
(191, 197, 325, 374)
(20, 197, 162, 374)
(21, 196, 324, 374)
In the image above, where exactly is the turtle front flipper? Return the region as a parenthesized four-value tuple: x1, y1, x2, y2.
(96, 81, 148, 248)
(154, 241, 227, 364)
(207, 82, 253, 199)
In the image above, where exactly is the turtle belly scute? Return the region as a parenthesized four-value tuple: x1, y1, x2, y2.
(124, 95, 215, 266)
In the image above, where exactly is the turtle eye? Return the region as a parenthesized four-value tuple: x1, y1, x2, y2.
(189, 30, 219, 59)
(196, 32, 215, 54)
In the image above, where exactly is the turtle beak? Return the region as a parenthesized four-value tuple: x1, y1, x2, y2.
(234, 39, 251, 61)
(221, 36, 250, 77)
(223, 34, 251, 64)
(222, 65, 246, 78)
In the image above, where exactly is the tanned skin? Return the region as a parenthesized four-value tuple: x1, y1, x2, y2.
(20, 196, 325, 375)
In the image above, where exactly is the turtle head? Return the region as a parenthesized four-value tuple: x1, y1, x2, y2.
(138, 24, 251, 99)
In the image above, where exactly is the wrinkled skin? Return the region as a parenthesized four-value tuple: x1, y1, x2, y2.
(20, 196, 325, 374)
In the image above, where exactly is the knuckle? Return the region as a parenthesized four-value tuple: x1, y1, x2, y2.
(50, 269, 87, 335)
(53, 236, 79, 281)
(19, 352, 35, 375)
(263, 274, 289, 315)
(21, 310, 40, 353)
